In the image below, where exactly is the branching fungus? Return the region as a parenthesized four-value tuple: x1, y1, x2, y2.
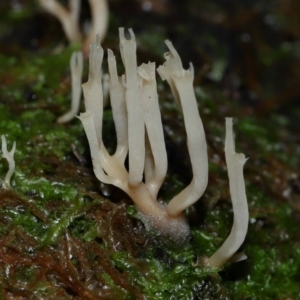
(1, 135, 16, 189)
(79, 29, 249, 267)
(38, 0, 109, 56)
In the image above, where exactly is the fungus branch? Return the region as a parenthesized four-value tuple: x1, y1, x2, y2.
(57, 51, 83, 123)
(157, 41, 208, 217)
(207, 118, 249, 267)
(138, 62, 167, 199)
(119, 28, 145, 186)
(83, 0, 109, 56)
(107, 49, 128, 164)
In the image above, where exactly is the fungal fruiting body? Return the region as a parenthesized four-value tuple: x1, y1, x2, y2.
(57, 51, 83, 123)
(79, 28, 249, 267)
(38, 0, 82, 44)
(207, 118, 249, 267)
(38, 0, 109, 56)
(1, 135, 16, 189)
(79, 31, 194, 240)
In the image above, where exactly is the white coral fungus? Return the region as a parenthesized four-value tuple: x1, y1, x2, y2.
(1, 135, 16, 189)
(57, 51, 83, 123)
(38, 0, 108, 56)
(79, 29, 249, 267)
(207, 118, 249, 267)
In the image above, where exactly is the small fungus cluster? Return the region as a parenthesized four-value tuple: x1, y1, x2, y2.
(38, 0, 108, 56)
(79, 28, 249, 267)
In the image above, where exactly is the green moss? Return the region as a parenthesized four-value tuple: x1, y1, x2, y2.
(228, 245, 300, 299)
(111, 249, 223, 300)
(101, 272, 133, 299)
(69, 217, 99, 242)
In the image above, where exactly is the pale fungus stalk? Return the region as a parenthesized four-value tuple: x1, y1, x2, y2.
(157, 41, 208, 217)
(138, 62, 167, 199)
(79, 28, 249, 262)
(83, 0, 109, 56)
(119, 28, 145, 186)
(1, 135, 16, 189)
(207, 118, 249, 267)
(57, 51, 83, 123)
